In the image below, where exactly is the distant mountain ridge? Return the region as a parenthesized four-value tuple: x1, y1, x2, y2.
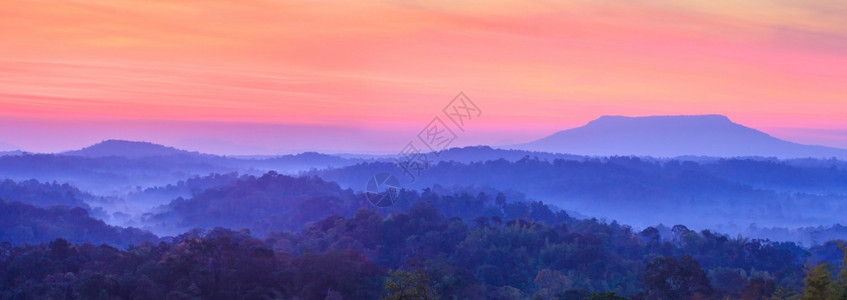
(63, 140, 204, 158)
(0, 150, 25, 157)
(513, 114, 847, 158)
(50, 115, 847, 160)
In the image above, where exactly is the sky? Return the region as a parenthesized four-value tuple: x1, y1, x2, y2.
(1, 0, 846, 154)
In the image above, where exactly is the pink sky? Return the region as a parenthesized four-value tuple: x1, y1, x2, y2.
(1, 0, 846, 154)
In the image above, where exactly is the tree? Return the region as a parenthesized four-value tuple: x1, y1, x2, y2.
(534, 268, 569, 298)
(48, 238, 73, 260)
(639, 227, 660, 244)
(837, 242, 847, 300)
(382, 270, 437, 300)
(741, 277, 775, 300)
(712, 268, 745, 298)
(772, 286, 800, 300)
(644, 255, 712, 299)
(585, 291, 630, 300)
(495, 192, 507, 206)
(802, 263, 835, 300)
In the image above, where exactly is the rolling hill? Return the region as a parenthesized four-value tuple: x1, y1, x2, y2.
(63, 139, 203, 158)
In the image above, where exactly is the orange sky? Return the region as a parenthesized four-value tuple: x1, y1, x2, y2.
(1, 0, 846, 153)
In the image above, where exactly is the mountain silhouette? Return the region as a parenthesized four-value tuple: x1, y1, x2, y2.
(63, 140, 202, 158)
(512, 114, 847, 158)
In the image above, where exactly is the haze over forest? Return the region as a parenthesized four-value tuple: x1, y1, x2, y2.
(2, 114, 847, 298)
(3, 0, 847, 298)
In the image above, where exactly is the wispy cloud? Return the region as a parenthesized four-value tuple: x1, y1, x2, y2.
(0, 0, 845, 151)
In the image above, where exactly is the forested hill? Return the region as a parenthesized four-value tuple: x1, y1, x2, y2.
(2, 171, 847, 298)
(0, 179, 93, 210)
(308, 157, 847, 234)
(0, 200, 157, 247)
(2, 198, 845, 299)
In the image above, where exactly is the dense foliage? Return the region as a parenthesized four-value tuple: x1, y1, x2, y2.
(3, 169, 847, 299)
(147, 172, 366, 236)
(126, 172, 249, 207)
(4, 185, 844, 299)
(309, 157, 847, 242)
(0, 179, 91, 210)
(0, 200, 157, 248)
(147, 172, 536, 236)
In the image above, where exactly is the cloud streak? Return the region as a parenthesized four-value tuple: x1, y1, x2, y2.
(0, 0, 845, 152)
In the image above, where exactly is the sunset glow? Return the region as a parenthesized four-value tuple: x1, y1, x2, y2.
(1, 0, 846, 153)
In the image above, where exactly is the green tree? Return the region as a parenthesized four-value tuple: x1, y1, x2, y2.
(802, 263, 835, 300)
(830, 241, 847, 300)
(772, 286, 800, 300)
(382, 270, 438, 300)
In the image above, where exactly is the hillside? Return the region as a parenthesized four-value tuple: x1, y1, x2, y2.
(63, 140, 201, 158)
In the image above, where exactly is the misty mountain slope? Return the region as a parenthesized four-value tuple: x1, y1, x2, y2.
(0, 140, 583, 196)
(309, 157, 847, 231)
(250, 146, 584, 169)
(0, 151, 26, 157)
(63, 140, 370, 170)
(0, 179, 93, 210)
(700, 159, 847, 193)
(1, 192, 823, 300)
(425, 146, 586, 163)
(126, 172, 249, 206)
(0, 140, 371, 194)
(513, 115, 847, 158)
(248, 152, 366, 172)
(0, 199, 158, 247)
(143, 171, 552, 237)
(146, 172, 365, 236)
(0, 154, 242, 194)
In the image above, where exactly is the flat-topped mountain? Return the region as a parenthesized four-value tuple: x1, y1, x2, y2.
(513, 114, 847, 158)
